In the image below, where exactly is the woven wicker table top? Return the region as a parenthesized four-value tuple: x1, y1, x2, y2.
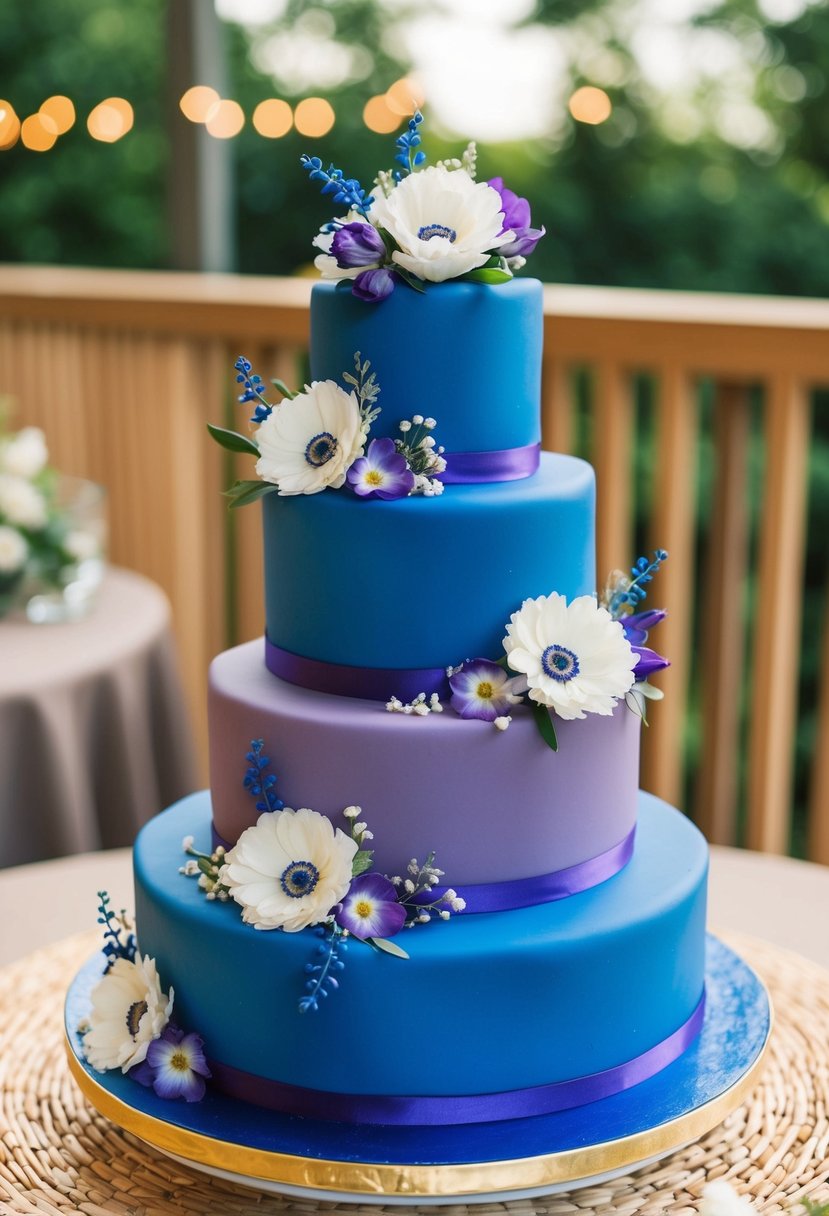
(1, 929, 828, 1216)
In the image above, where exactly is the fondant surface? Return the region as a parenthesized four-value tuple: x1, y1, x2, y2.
(134, 793, 707, 1106)
(209, 640, 641, 885)
(262, 452, 595, 670)
(309, 279, 543, 456)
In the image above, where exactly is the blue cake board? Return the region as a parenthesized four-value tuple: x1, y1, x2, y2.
(64, 934, 771, 1205)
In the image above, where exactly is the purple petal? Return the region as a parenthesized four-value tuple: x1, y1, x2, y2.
(152, 1067, 207, 1103)
(127, 1059, 155, 1088)
(352, 267, 397, 303)
(449, 658, 522, 721)
(335, 872, 406, 940)
(622, 608, 667, 645)
(500, 225, 546, 259)
(347, 437, 415, 500)
(330, 221, 386, 268)
(631, 645, 670, 679)
(487, 177, 531, 232)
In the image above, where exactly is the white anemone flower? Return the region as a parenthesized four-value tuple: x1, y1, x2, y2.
(221, 807, 359, 932)
(369, 166, 512, 284)
(700, 1181, 756, 1215)
(0, 525, 28, 573)
(255, 379, 365, 495)
(0, 427, 48, 478)
(84, 954, 173, 1073)
(0, 474, 47, 530)
(503, 592, 637, 720)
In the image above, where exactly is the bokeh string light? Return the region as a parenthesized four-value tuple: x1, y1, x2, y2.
(293, 97, 335, 138)
(205, 98, 245, 138)
(21, 114, 57, 152)
(39, 96, 75, 135)
(568, 86, 612, 125)
(0, 102, 21, 151)
(363, 94, 401, 134)
(180, 86, 221, 124)
(252, 98, 292, 138)
(87, 98, 134, 143)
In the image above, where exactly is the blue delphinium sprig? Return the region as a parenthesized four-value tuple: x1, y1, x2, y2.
(235, 356, 273, 425)
(606, 549, 669, 620)
(299, 924, 348, 1013)
(97, 891, 136, 972)
(394, 110, 425, 177)
(300, 155, 374, 216)
(244, 738, 284, 814)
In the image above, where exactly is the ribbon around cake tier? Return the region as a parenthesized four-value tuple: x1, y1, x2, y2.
(265, 636, 449, 701)
(206, 989, 706, 1126)
(440, 441, 541, 484)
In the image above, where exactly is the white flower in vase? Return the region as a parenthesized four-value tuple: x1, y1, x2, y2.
(0, 525, 28, 573)
(503, 592, 637, 720)
(221, 806, 359, 932)
(369, 166, 513, 283)
(0, 474, 48, 530)
(0, 427, 48, 479)
(255, 380, 365, 495)
(84, 954, 174, 1073)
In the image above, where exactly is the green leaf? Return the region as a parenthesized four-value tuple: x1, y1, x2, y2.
(270, 378, 297, 400)
(197, 858, 214, 876)
(206, 423, 260, 457)
(351, 850, 374, 877)
(369, 936, 410, 960)
(394, 268, 427, 294)
(531, 702, 559, 752)
(463, 268, 514, 285)
(223, 479, 278, 509)
(495, 654, 511, 671)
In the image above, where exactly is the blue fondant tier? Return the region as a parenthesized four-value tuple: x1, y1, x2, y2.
(134, 793, 707, 1110)
(263, 451, 595, 670)
(310, 279, 543, 455)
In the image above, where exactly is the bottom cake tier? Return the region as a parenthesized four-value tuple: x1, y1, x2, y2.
(133, 791, 708, 1126)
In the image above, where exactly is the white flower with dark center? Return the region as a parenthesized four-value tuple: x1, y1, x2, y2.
(0, 525, 27, 573)
(0, 474, 47, 530)
(220, 807, 359, 932)
(255, 380, 365, 495)
(84, 954, 173, 1073)
(503, 592, 637, 720)
(369, 166, 512, 283)
(0, 427, 48, 478)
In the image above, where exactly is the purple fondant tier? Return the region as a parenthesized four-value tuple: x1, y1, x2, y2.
(208, 640, 641, 888)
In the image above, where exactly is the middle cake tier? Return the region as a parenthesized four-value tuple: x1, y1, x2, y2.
(209, 640, 641, 889)
(262, 450, 595, 677)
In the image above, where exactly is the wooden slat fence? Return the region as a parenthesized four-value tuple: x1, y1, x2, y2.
(0, 267, 826, 858)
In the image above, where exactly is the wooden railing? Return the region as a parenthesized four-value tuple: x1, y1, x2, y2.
(0, 266, 826, 858)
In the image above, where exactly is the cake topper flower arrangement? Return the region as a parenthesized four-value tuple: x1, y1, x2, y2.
(302, 110, 545, 303)
(208, 353, 446, 503)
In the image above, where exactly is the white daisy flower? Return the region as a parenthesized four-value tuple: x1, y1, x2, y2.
(369, 166, 512, 284)
(0, 427, 48, 478)
(503, 592, 637, 720)
(0, 525, 27, 573)
(0, 474, 47, 530)
(700, 1181, 756, 1215)
(220, 807, 359, 932)
(255, 380, 365, 496)
(84, 954, 174, 1073)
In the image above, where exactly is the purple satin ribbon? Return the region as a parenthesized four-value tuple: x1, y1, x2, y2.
(266, 636, 448, 702)
(208, 990, 706, 1126)
(210, 824, 636, 914)
(441, 441, 541, 485)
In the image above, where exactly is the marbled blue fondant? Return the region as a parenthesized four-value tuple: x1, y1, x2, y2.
(310, 279, 543, 455)
(263, 452, 595, 669)
(133, 793, 707, 1106)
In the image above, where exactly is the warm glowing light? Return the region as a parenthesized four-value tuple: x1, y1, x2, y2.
(253, 98, 292, 138)
(205, 98, 245, 139)
(293, 97, 335, 138)
(180, 85, 221, 124)
(87, 98, 134, 142)
(0, 102, 21, 150)
(40, 95, 75, 135)
(363, 95, 401, 135)
(385, 77, 425, 117)
(568, 86, 612, 125)
(21, 114, 57, 152)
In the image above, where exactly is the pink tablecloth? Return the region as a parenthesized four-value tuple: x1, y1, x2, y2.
(0, 567, 197, 867)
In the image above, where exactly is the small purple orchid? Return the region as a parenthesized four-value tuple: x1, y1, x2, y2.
(352, 267, 398, 303)
(622, 608, 667, 646)
(131, 1025, 211, 1102)
(347, 437, 415, 499)
(331, 221, 386, 269)
(630, 645, 670, 680)
(336, 872, 407, 941)
(449, 658, 526, 722)
(487, 177, 546, 260)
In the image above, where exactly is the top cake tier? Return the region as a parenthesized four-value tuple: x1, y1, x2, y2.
(309, 277, 543, 458)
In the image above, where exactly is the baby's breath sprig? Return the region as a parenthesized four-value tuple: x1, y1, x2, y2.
(96, 891, 136, 972)
(437, 140, 477, 179)
(395, 415, 446, 496)
(342, 805, 374, 876)
(386, 692, 443, 716)
(341, 353, 382, 432)
(180, 836, 230, 902)
(392, 854, 466, 925)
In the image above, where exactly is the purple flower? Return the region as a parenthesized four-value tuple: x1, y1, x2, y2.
(449, 658, 526, 721)
(622, 608, 667, 646)
(336, 873, 406, 940)
(487, 176, 545, 259)
(352, 267, 397, 303)
(347, 437, 415, 500)
(631, 645, 670, 680)
(144, 1025, 211, 1102)
(330, 221, 386, 269)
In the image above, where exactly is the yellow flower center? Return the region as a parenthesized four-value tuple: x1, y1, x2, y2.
(476, 681, 494, 700)
(365, 470, 383, 486)
(355, 900, 373, 919)
(170, 1049, 190, 1073)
